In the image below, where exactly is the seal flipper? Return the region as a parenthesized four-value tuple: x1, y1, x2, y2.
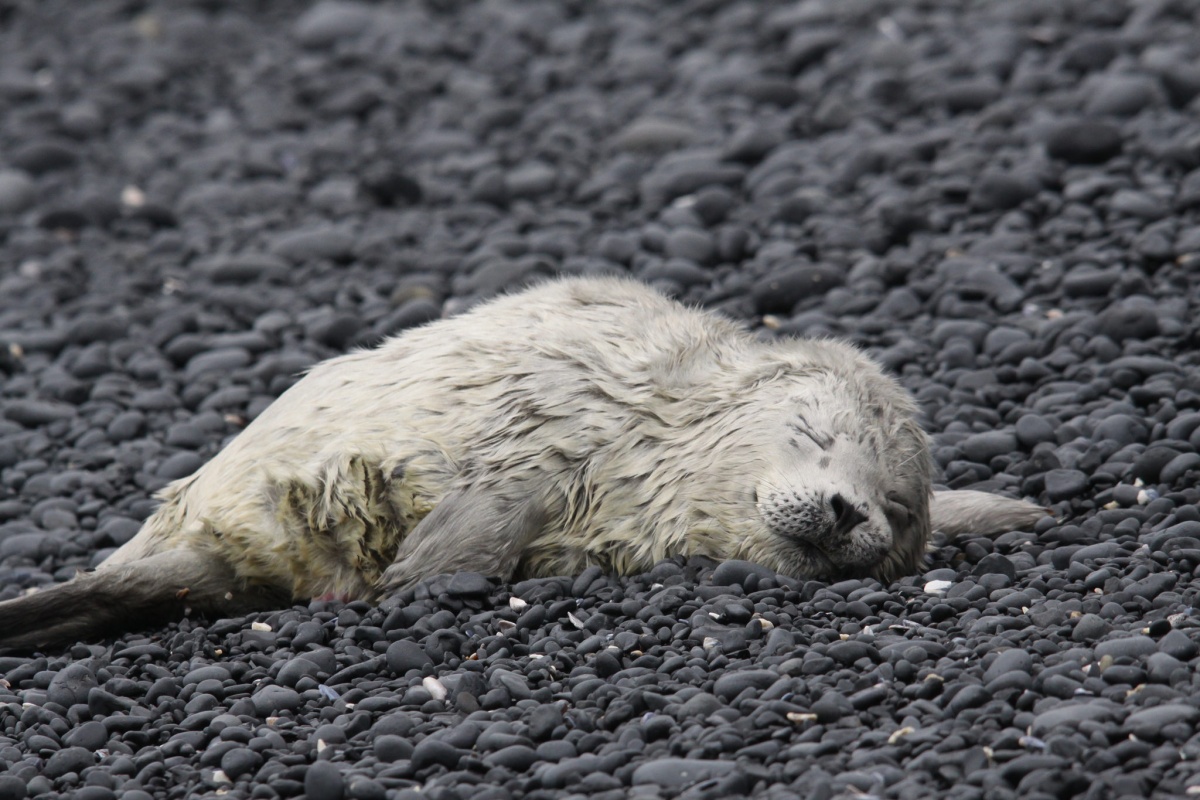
(931, 489, 1050, 537)
(0, 549, 291, 652)
(378, 483, 553, 595)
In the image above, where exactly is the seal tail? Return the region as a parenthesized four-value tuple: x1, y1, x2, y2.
(931, 489, 1051, 538)
(0, 548, 291, 652)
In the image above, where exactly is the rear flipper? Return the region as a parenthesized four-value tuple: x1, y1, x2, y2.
(931, 489, 1051, 538)
(0, 549, 292, 652)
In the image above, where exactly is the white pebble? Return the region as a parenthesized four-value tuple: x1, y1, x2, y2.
(423, 676, 447, 701)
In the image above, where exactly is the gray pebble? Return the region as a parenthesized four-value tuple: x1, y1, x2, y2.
(294, 1, 378, 47)
(157, 452, 205, 480)
(410, 737, 462, 771)
(1071, 613, 1110, 643)
(1043, 469, 1088, 502)
(272, 227, 356, 263)
(712, 669, 777, 700)
(664, 228, 715, 264)
(44, 746, 94, 779)
(251, 685, 303, 716)
(386, 640, 433, 674)
(0, 170, 36, 214)
(1159, 630, 1198, 661)
(1124, 704, 1199, 741)
(1084, 74, 1164, 117)
(505, 163, 557, 199)
(631, 757, 737, 788)
(961, 431, 1017, 464)
(10, 140, 79, 174)
(304, 760, 345, 800)
(1095, 635, 1157, 660)
(613, 118, 696, 152)
(1045, 120, 1123, 164)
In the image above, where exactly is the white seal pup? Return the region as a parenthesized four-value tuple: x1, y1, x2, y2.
(0, 277, 1047, 649)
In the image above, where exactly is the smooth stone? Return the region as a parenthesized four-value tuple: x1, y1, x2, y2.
(410, 738, 462, 771)
(0, 170, 36, 213)
(304, 760, 345, 800)
(251, 685, 303, 715)
(1045, 120, 1122, 164)
(713, 670, 777, 700)
(1124, 704, 1200, 741)
(961, 431, 1018, 464)
(386, 640, 433, 674)
(1094, 636, 1157, 660)
(10, 140, 79, 173)
(157, 452, 205, 480)
(43, 746, 94, 779)
(1084, 74, 1164, 117)
(1159, 630, 1199, 660)
(751, 264, 844, 313)
(1071, 613, 1110, 643)
(294, 1, 377, 47)
(613, 118, 696, 151)
(631, 758, 737, 788)
(1043, 469, 1088, 502)
(711, 560, 774, 587)
(983, 649, 1033, 683)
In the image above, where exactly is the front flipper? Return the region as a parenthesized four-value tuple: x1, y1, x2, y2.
(931, 489, 1050, 537)
(378, 482, 555, 596)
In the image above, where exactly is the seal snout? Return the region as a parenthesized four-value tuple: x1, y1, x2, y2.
(829, 493, 867, 539)
(762, 490, 868, 546)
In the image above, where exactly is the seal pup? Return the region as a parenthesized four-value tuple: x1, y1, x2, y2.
(0, 277, 1046, 649)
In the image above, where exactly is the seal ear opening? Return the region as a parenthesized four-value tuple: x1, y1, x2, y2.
(930, 489, 1051, 538)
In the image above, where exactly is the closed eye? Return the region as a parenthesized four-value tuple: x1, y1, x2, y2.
(884, 493, 912, 523)
(787, 418, 833, 450)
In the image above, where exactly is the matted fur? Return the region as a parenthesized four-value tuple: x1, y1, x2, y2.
(0, 277, 1046, 649)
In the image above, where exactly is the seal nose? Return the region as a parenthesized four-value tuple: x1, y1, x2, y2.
(829, 493, 867, 538)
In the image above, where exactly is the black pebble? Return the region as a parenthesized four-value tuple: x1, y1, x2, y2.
(1045, 120, 1123, 164)
(304, 760, 345, 800)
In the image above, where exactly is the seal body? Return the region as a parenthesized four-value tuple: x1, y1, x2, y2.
(0, 277, 1046, 649)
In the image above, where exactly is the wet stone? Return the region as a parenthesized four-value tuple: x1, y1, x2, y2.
(711, 560, 774, 588)
(0, 170, 36, 214)
(1043, 469, 1088, 502)
(304, 760, 345, 800)
(251, 685, 303, 716)
(410, 737, 462, 771)
(157, 452, 205, 480)
(1124, 705, 1200, 741)
(713, 669, 777, 700)
(294, 1, 378, 47)
(386, 640, 433, 674)
(664, 228, 715, 264)
(961, 431, 1018, 464)
(984, 648, 1033, 683)
(1158, 630, 1199, 661)
(1095, 636, 1157, 660)
(10, 140, 79, 173)
(1071, 613, 1110, 643)
(44, 746, 94, 778)
(751, 264, 844, 314)
(1084, 74, 1164, 117)
(631, 758, 737, 788)
(1044, 120, 1123, 164)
